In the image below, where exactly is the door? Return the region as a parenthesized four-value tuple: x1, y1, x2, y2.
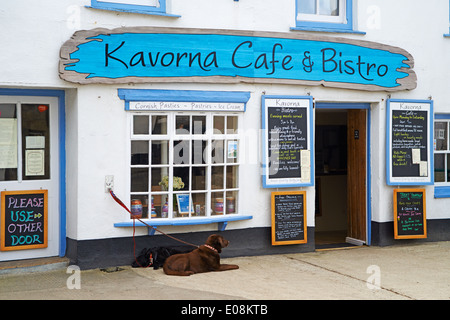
(0, 96, 60, 261)
(347, 109, 366, 243)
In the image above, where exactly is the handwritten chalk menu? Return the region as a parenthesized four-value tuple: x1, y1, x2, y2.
(1, 190, 48, 251)
(271, 191, 307, 245)
(386, 100, 433, 185)
(393, 189, 427, 239)
(262, 96, 313, 188)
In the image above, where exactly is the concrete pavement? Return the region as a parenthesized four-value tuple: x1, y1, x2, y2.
(0, 241, 449, 300)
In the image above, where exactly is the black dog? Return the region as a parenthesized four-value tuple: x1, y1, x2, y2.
(132, 246, 194, 269)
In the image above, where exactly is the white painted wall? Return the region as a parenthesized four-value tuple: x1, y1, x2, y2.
(1, 0, 450, 240)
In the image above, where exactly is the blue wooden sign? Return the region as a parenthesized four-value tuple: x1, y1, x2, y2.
(60, 27, 416, 91)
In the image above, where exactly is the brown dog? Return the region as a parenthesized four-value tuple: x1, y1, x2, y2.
(163, 234, 239, 276)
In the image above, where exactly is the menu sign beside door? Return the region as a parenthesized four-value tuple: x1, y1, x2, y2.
(386, 99, 433, 185)
(262, 96, 313, 188)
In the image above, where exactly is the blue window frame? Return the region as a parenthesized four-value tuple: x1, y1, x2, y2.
(445, 1, 450, 37)
(88, 0, 180, 17)
(293, 0, 364, 34)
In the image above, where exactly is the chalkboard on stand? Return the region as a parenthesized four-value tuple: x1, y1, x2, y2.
(386, 99, 433, 185)
(393, 189, 427, 239)
(271, 191, 307, 245)
(1, 190, 48, 251)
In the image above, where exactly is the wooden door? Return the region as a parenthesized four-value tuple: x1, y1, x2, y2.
(347, 109, 366, 243)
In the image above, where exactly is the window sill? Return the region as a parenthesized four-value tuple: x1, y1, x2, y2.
(434, 186, 450, 198)
(86, 5, 181, 17)
(291, 26, 366, 35)
(114, 214, 253, 235)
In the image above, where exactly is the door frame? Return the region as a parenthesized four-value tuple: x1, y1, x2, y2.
(0, 88, 66, 257)
(315, 102, 371, 245)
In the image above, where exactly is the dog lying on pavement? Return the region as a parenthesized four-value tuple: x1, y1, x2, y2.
(163, 234, 239, 276)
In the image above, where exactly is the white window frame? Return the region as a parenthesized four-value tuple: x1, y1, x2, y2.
(434, 118, 450, 185)
(296, 0, 347, 24)
(128, 112, 242, 220)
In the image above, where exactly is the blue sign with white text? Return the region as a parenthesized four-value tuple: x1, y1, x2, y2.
(60, 28, 416, 91)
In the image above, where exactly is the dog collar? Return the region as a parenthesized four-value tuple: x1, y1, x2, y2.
(203, 244, 218, 253)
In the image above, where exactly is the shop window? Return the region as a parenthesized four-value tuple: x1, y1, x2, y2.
(88, 0, 179, 17)
(129, 113, 241, 219)
(434, 117, 450, 184)
(294, 0, 361, 33)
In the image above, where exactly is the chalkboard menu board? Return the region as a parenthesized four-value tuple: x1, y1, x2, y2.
(386, 99, 433, 185)
(1, 190, 48, 251)
(262, 96, 313, 188)
(393, 189, 427, 239)
(271, 191, 307, 245)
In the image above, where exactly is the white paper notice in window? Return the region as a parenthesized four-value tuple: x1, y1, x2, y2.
(0, 119, 18, 169)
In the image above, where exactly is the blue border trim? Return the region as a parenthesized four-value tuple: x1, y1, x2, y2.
(0, 88, 66, 257)
(434, 186, 450, 198)
(118, 89, 251, 111)
(261, 95, 314, 188)
(386, 99, 434, 186)
(316, 102, 371, 245)
(293, 0, 365, 34)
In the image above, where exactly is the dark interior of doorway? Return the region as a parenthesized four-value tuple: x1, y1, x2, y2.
(314, 109, 358, 250)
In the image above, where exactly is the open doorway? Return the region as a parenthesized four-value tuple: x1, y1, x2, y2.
(314, 107, 367, 249)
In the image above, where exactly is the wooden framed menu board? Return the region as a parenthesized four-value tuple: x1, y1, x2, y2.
(1, 190, 48, 251)
(262, 95, 314, 188)
(386, 99, 433, 185)
(271, 191, 307, 245)
(393, 189, 427, 239)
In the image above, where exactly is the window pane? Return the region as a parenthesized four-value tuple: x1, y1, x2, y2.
(151, 167, 169, 191)
(152, 140, 169, 164)
(226, 165, 238, 188)
(213, 116, 225, 134)
(319, 0, 339, 16)
(212, 166, 224, 189)
(192, 140, 207, 164)
(227, 116, 238, 134)
(134, 115, 149, 134)
(226, 191, 238, 214)
(176, 115, 190, 134)
(298, 0, 316, 14)
(173, 167, 189, 191)
(151, 194, 169, 218)
(211, 140, 224, 163)
(22, 104, 50, 180)
(131, 168, 148, 192)
(0, 104, 18, 181)
(192, 193, 206, 216)
(192, 115, 206, 134)
(447, 155, 450, 182)
(434, 154, 445, 182)
(130, 195, 149, 219)
(173, 140, 189, 164)
(226, 140, 238, 163)
(434, 121, 448, 151)
(212, 192, 225, 215)
(192, 166, 207, 190)
(151, 115, 167, 135)
(131, 141, 149, 165)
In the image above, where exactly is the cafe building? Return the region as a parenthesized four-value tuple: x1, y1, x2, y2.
(1, 0, 450, 269)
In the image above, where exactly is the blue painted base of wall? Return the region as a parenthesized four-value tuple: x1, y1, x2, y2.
(66, 227, 315, 270)
(371, 219, 450, 246)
